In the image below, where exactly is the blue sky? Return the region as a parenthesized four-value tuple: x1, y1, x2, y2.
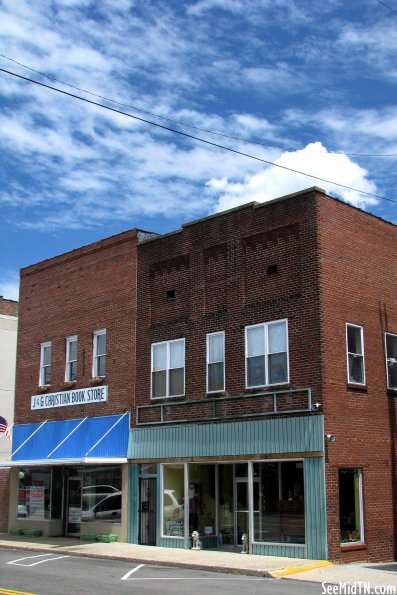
(1, 0, 396, 300)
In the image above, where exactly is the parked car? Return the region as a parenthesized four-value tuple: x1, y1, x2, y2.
(82, 491, 121, 521)
(163, 489, 184, 520)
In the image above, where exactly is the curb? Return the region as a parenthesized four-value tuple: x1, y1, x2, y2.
(269, 560, 333, 578)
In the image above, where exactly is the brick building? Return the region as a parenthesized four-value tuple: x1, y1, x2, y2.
(8, 229, 154, 540)
(128, 187, 396, 562)
(7, 187, 396, 562)
(0, 297, 18, 532)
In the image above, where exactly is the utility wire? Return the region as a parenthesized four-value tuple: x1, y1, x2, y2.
(1, 66, 397, 206)
(376, 0, 397, 16)
(0, 52, 396, 158)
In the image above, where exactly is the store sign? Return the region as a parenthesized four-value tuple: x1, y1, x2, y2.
(31, 385, 108, 410)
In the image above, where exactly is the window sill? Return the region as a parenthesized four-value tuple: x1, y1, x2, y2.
(346, 384, 367, 392)
(340, 542, 367, 552)
(244, 384, 290, 394)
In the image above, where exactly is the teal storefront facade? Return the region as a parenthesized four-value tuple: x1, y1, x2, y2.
(127, 414, 327, 560)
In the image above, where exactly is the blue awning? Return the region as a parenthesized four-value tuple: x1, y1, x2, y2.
(10, 413, 129, 465)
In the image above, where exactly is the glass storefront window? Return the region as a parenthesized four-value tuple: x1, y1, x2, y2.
(188, 465, 216, 536)
(18, 467, 62, 520)
(162, 464, 185, 537)
(81, 465, 122, 523)
(253, 461, 305, 544)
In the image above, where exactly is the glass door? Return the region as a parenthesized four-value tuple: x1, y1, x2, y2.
(66, 477, 82, 536)
(234, 478, 249, 546)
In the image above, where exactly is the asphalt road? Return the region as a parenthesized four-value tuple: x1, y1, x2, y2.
(0, 547, 323, 595)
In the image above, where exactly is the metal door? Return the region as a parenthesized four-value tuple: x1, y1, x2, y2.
(139, 477, 156, 545)
(66, 477, 82, 536)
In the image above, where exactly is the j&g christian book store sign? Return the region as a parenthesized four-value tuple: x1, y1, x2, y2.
(31, 386, 108, 410)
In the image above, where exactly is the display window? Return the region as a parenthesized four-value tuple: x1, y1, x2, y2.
(253, 461, 305, 544)
(162, 464, 185, 537)
(17, 467, 62, 520)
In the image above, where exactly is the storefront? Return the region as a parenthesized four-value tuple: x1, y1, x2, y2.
(6, 413, 129, 540)
(127, 415, 327, 559)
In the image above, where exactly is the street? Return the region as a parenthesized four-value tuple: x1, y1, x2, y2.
(0, 547, 323, 595)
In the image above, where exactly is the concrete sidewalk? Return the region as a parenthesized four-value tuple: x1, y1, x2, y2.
(0, 533, 396, 588)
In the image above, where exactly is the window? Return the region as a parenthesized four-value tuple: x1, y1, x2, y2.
(39, 342, 52, 386)
(346, 324, 365, 385)
(162, 464, 185, 537)
(385, 332, 397, 389)
(93, 329, 106, 378)
(65, 335, 77, 382)
(207, 331, 225, 393)
(253, 461, 305, 544)
(151, 338, 185, 399)
(245, 320, 288, 388)
(17, 467, 62, 520)
(339, 468, 364, 544)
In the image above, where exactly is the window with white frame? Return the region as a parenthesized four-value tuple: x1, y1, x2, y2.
(346, 324, 365, 385)
(151, 338, 185, 399)
(40, 342, 52, 386)
(65, 335, 77, 382)
(385, 332, 397, 389)
(207, 331, 225, 393)
(93, 329, 106, 378)
(245, 319, 289, 388)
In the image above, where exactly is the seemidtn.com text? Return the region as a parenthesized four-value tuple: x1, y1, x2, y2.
(322, 583, 396, 595)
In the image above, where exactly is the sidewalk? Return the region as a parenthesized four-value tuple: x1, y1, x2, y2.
(0, 533, 396, 587)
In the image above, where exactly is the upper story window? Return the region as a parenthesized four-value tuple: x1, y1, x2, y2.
(207, 331, 225, 393)
(245, 319, 289, 388)
(40, 342, 52, 386)
(65, 335, 77, 382)
(385, 332, 397, 390)
(93, 329, 106, 378)
(151, 338, 185, 399)
(346, 324, 365, 385)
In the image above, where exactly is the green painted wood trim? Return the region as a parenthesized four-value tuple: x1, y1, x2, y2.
(252, 543, 306, 558)
(128, 415, 324, 460)
(304, 456, 328, 559)
(127, 464, 139, 544)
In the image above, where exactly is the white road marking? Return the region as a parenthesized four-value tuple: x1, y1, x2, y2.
(121, 563, 146, 580)
(7, 553, 70, 567)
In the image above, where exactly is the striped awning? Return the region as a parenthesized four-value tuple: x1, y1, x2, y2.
(8, 413, 129, 466)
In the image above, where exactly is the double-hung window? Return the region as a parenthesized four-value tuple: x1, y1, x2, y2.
(346, 324, 365, 385)
(40, 342, 52, 386)
(93, 329, 106, 378)
(207, 331, 225, 393)
(385, 332, 397, 389)
(245, 319, 289, 388)
(151, 338, 185, 399)
(65, 335, 77, 382)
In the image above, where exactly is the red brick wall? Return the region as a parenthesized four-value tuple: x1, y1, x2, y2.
(0, 298, 18, 317)
(0, 468, 10, 532)
(15, 229, 139, 423)
(136, 191, 324, 419)
(318, 195, 397, 562)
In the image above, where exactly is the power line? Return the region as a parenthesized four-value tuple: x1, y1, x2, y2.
(1, 66, 397, 206)
(0, 52, 396, 158)
(376, 0, 397, 16)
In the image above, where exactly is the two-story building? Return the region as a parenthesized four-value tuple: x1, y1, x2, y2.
(7, 187, 396, 562)
(128, 187, 396, 563)
(7, 229, 154, 540)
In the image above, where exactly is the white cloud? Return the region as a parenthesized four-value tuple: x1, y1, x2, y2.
(207, 142, 378, 212)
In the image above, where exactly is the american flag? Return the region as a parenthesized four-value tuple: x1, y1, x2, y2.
(0, 416, 11, 439)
